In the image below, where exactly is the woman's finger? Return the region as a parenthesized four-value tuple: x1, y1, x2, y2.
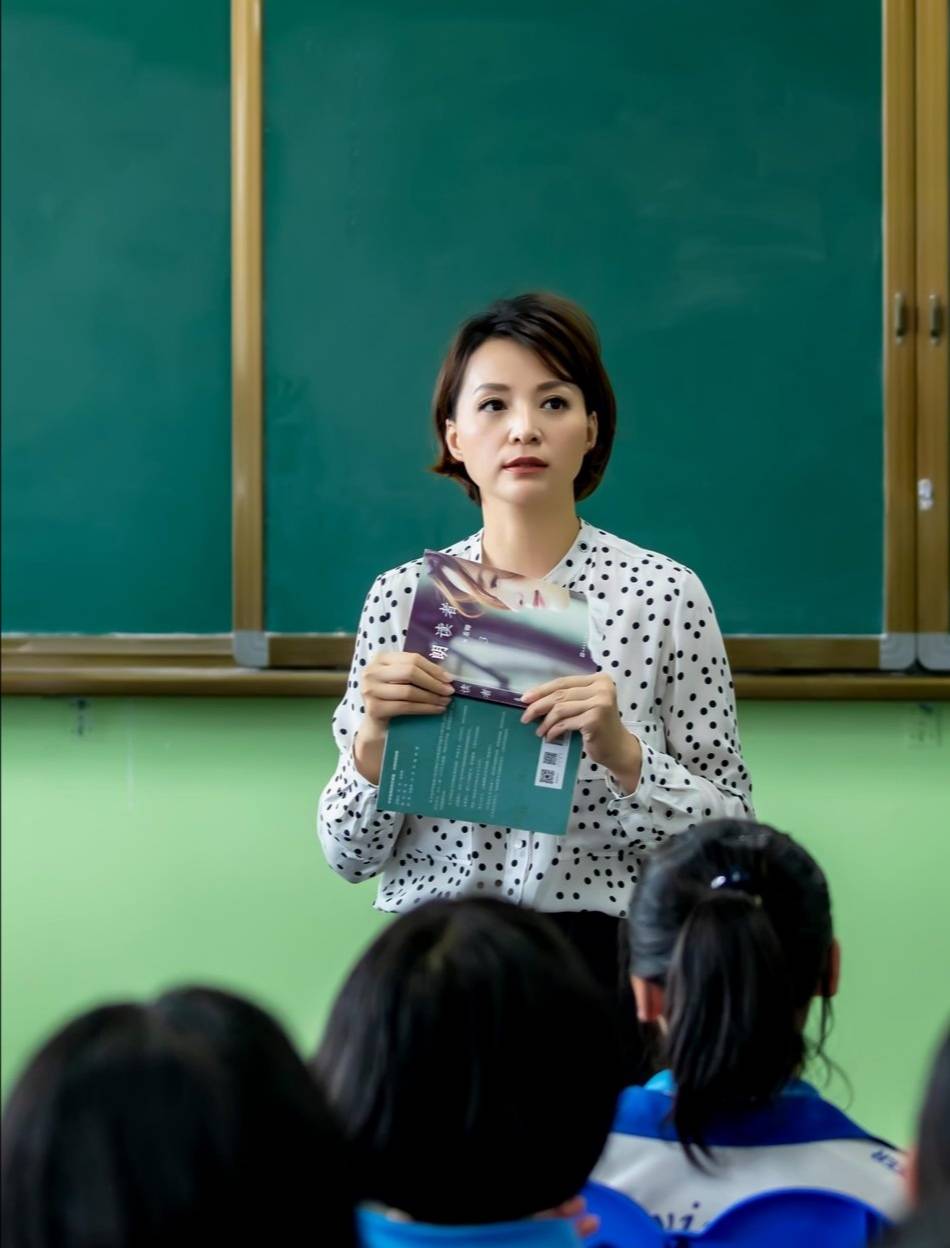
(393, 652, 456, 686)
(520, 674, 600, 704)
(534, 696, 601, 736)
(367, 682, 450, 706)
(545, 707, 599, 741)
(368, 701, 448, 720)
(374, 658, 455, 697)
(521, 684, 597, 724)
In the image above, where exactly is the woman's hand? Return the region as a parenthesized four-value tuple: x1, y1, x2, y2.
(520, 673, 643, 795)
(362, 652, 455, 727)
(354, 653, 454, 785)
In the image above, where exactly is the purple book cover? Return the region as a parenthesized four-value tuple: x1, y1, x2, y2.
(406, 550, 597, 708)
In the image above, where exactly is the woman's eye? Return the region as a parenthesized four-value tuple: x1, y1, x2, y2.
(479, 398, 505, 413)
(542, 395, 569, 410)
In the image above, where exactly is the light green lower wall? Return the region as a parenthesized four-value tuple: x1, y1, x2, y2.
(2, 696, 947, 1146)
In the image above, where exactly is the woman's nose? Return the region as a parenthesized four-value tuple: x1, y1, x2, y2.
(507, 406, 541, 443)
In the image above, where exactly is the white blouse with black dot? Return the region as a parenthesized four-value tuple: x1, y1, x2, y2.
(317, 520, 754, 917)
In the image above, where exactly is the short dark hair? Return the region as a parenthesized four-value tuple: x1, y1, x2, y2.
(628, 819, 835, 1163)
(0, 986, 356, 1248)
(916, 1026, 950, 1206)
(314, 898, 622, 1224)
(431, 293, 617, 503)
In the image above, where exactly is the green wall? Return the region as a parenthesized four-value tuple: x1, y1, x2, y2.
(2, 696, 947, 1147)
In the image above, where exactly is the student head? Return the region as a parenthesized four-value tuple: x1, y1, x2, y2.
(627, 818, 839, 1161)
(431, 293, 616, 509)
(908, 1026, 950, 1208)
(314, 897, 622, 1225)
(1, 986, 355, 1248)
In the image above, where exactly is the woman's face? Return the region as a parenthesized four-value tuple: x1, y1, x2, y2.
(483, 570, 571, 612)
(442, 562, 571, 611)
(445, 338, 597, 509)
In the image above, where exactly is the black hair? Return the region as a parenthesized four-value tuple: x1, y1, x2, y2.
(627, 819, 835, 1163)
(915, 1025, 950, 1206)
(0, 986, 356, 1248)
(314, 897, 622, 1225)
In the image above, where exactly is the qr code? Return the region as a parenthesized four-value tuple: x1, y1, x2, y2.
(534, 736, 567, 790)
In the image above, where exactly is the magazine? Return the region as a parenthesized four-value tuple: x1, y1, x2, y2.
(378, 550, 596, 836)
(403, 548, 595, 706)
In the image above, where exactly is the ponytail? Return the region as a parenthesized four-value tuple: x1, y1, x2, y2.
(628, 819, 835, 1165)
(665, 890, 802, 1160)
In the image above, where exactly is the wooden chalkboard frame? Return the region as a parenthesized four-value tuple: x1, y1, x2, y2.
(2, 631, 948, 700)
(915, 0, 950, 671)
(2, 0, 947, 698)
(236, 0, 926, 677)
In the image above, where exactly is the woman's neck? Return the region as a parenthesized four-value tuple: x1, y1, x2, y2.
(479, 499, 581, 579)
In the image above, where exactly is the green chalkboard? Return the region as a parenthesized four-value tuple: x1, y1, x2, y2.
(1, 0, 231, 633)
(264, 0, 883, 637)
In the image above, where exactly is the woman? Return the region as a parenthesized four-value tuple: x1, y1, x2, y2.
(317, 293, 753, 1072)
(314, 897, 620, 1242)
(1, 986, 356, 1248)
(588, 818, 906, 1231)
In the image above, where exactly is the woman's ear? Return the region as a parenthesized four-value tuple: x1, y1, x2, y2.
(586, 410, 598, 451)
(631, 975, 665, 1024)
(444, 419, 464, 462)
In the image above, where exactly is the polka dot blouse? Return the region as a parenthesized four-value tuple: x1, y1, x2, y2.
(317, 520, 754, 917)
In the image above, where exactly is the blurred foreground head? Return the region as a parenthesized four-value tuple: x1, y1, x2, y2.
(1, 986, 355, 1248)
(315, 897, 622, 1225)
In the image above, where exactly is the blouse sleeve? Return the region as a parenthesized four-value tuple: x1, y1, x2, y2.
(604, 569, 754, 845)
(316, 575, 408, 883)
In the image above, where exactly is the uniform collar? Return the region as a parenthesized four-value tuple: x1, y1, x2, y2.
(645, 1069, 820, 1100)
(357, 1208, 581, 1248)
(616, 1073, 881, 1148)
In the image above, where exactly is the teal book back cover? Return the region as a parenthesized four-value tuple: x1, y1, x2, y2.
(378, 698, 582, 836)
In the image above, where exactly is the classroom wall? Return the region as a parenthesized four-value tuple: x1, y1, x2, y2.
(2, 695, 947, 1146)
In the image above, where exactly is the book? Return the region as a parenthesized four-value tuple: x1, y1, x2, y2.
(378, 549, 596, 835)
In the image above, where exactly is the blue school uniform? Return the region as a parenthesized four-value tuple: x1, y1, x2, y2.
(589, 1071, 906, 1234)
(357, 1209, 581, 1248)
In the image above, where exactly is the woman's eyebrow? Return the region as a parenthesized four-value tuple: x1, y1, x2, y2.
(472, 380, 573, 394)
